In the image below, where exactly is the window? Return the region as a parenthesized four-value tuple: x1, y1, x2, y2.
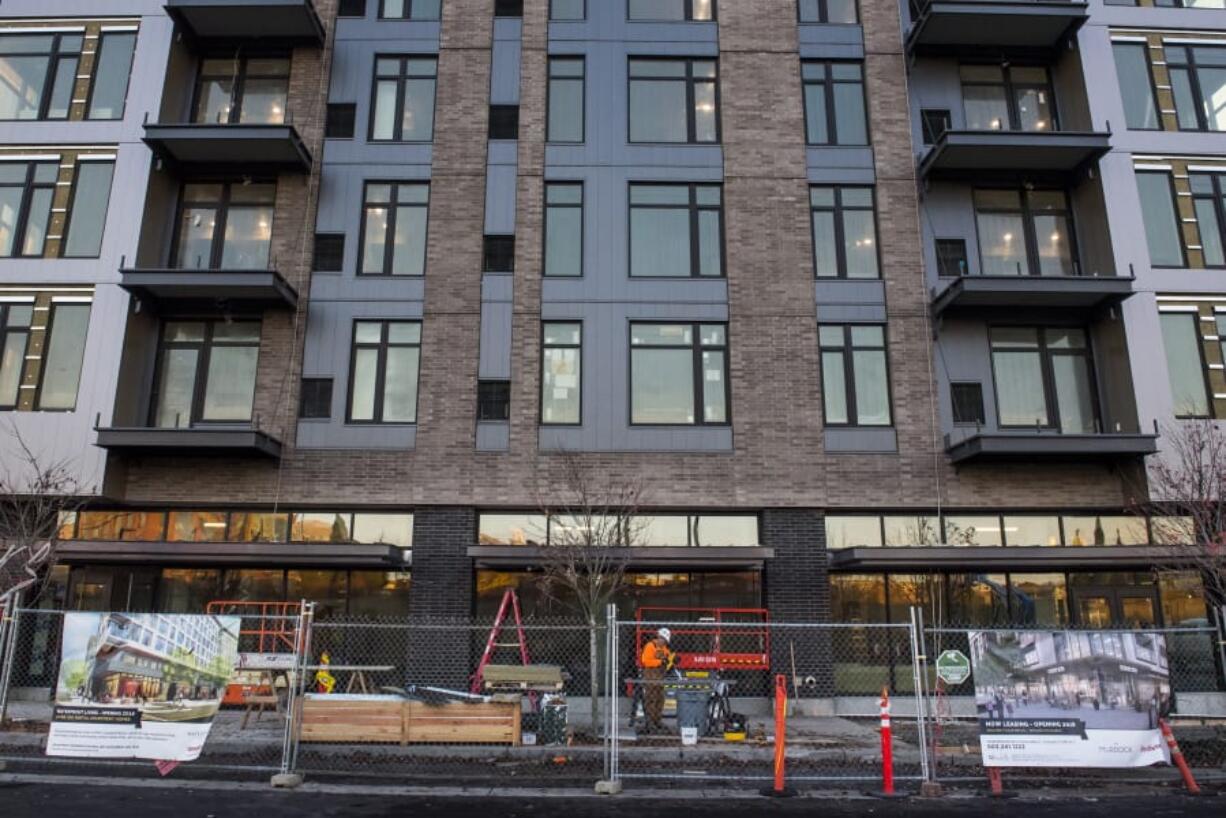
(1136, 171, 1185, 267)
(348, 320, 421, 423)
(152, 320, 261, 428)
(0, 303, 32, 410)
(826, 517, 883, 549)
(339, 0, 368, 15)
(973, 189, 1075, 276)
(819, 324, 892, 426)
(921, 108, 951, 145)
(370, 56, 437, 141)
(810, 186, 879, 279)
(951, 382, 985, 425)
(1190, 173, 1226, 267)
(360, 182, 429, 276)
(1166, 45, 1226, 132)
(36, 303, 90, 411)
(630, 323, 728, 425)
(799, 0, 857, 23)
(628, 0, 715, 20)
(483, 235, 515, 272)
(628, 58, 718, 144)
(0, 32, 80, 120)
(325, 103, 357, 138)
(87, 32, 137, 120)
(551, 0, 585, 19)
(1004, 516, 1061, 547)
(193, 56, 290, 125)
(629, 183, 723, 278)
(299, 377, 333, 419)
(495, 0, 524, 15)
(541, 322, 581, 424)
(1112, 42, 1159, 131)
(478, 380, 510, 421)
(380, 0, 441, 19)
(63, 160, 114, 258)
(479, 513, 547, 545)
(935, 238, 968, 277)
(545, 182, 583, 277)
(1061, 516, 1147, 546)
(489, 104, 519, 139)
(168, 511, 229, 543)
(313, 233, 345, 272)
(0, 161, 57, 258)
(172, 182, 276, 270)
(802, 61, 867, 145)
(547, 57, 584, 142)
(1160, 311, 1211, 418)
(990, 327, 1098, 433)
(960, 64, 1056, 132)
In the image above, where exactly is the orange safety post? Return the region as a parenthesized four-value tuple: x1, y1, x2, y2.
(987, 767, 1004, 797)
(880, 686, 895, 795)
(760, 674, 797, 798)
(1159, 719, 1201, 795)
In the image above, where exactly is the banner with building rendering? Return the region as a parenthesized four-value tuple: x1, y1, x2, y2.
(968, 630, 1171, 768)
(46, 613, 240, 762)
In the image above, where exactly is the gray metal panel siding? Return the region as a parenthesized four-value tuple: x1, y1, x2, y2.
(479, 299, 513, 380)
(824, 428, 899, 453)
(476, 421, 510, 452)
(484, 160, 518, 235)
(491, 20, 523, 105)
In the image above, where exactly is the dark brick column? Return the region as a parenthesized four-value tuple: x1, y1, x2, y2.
(762, 508, 833, 698)
(405, 506, 475, 687)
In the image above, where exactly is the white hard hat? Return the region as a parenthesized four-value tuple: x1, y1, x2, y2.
(657, 628, 672, 642)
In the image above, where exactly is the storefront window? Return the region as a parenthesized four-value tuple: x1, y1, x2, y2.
(943, 516, 1003, 547)
(1003, 516, 1061, 547)
(478, 513, 546, 545)
(288, 570, 348, 619)
(228, 512, 289, 543)
(1008, 573, 1068, 626)
(167, 511, 229, 542)
(222, 569, 285, 601)
(948, 574, 1008, 625)
(888, 574, 943, 623)
(158, 569, 221, 613)
(826, 516, 883, 549)
(76, 511, 165, 541)
(1159, 571, 1207, 626)
(348, 571, 411, 618)
(830, 574, 886, 623)
(1061, 515, 1148, 546)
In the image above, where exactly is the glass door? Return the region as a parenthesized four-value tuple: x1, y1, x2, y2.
(1072, 587, 1160, 627)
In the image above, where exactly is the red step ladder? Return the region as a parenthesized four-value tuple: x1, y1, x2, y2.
(471, 589, 532, 694)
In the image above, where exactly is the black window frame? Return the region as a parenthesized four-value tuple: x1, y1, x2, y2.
(313, 232, 345, 272)
(483, 235, 516, 273)
(148, 319, 263, 428)
(325, 102, 357, 139)
(628, 182, 725, 279)
(0, 302, 33, 411)
(540, 321, 582, 427)
(959, 63, 1060, 132)
(544, 181, 584, 278)
(1190, 171, 1226, 269)
(495, 0, 524, 16)
(0, 160, 58, 259)
(935, 238, 969, 277)
(169, 180, 277, 270)
(988, 325, 1102, 433)
(921, 108, 951, 145)
(299, 377, 334, 420)
(1111, 41, 1162, 132)
(801, 60, 869, 146)
(1160, 310, 1214, 420)
(60, 158, 116, 260)
(951, 382, 986, 426)
(0, 31, 81, 122)
(488, 103, 520, 140)
(817, 323, 894, 428)
(547, 56, 586, 143)
(798, 0, 859, 23)
(368, 54, 439, 142)
(358, 181, 430, 277)
(627, 0, 717, 21)
(32, 301, 91, 412)
(190, 53, 292, 125)
(627, 57, 720, 145)
(1167, 44, 1226, 133)
(1136, 170, 1188, 269)
(84, 30, 137, 122)
(809, 185, 880, 279)
(378, 0, 442, 20)
(345, 319, 423, 424)
(628, 321, 730, 427)
(477, 379, 511, 422)
(972, 187, 1081, 277)
(338, 0, 368, 16)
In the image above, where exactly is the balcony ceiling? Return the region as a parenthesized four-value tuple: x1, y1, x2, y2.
(946, 432, 1157, 464)
(165, 0, 325, 46)
(95, 427, 283, 459)
(143, 123, 313, 174)
(907, 0, 1088, 57)
(931, 275, 1134, 317)
(119, 269, 298, 312)
(919, 130, 1110, 183)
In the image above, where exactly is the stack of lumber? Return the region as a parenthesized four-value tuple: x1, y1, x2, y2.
(300, 694, 520, 745)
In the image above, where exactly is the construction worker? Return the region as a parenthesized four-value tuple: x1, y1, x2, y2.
(640, 628, 675, 734)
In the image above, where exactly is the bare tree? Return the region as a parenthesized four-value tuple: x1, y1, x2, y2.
(533, 452, 650, 735)
(1142, 420, 1226, 611)
(0, 427, 86, 607)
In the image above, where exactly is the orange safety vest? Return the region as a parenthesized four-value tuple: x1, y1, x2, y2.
(641, 641, 672, 669)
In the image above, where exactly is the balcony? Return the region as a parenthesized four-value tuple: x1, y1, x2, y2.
(931, 274, 1133, 317)
(165, 0, 325, 46)
(919, 130, 1110, 183)
(907, 0, 1088, 57)
(118, 266, 298, 312)
(945, 431, 1156, 464)
(143, 121, 312, 174)
(95, 426, 283, 459)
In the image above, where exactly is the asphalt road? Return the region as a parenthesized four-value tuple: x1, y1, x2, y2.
(0, 782, 1220, 818)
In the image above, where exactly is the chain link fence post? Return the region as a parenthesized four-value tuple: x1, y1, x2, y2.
(282, 600, 314, 782)
(1217, 605, 1226, 692)
(909, 606, 932, 785)
(0, 593, 23, 725)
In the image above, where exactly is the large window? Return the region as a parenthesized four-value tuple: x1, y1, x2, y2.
(63, 160, 114, 258)
(36, 303, 90, 410)
(974, 189, 1075, 276)
(628, 58, 718, 144)
(1135, 171, 1185, 267)
(1166, 44, 1226, 132)
(370, 56, 437, 142)
(541, 322, 581, 424)
(630, 323, 728, 425)
(547, 57, 584, 143)
(152, 320, 261, 428)
(0, 303, 32, 410)
(380, 0, 442, 18)
(802, 61, 867, 145)
(1159, 311, 1211, 418)
(799, 0, 857, 23)
(960, 65, 1056, 132)
(87, 32, 137, 120)
(0, 161, 56, 258)
(1112, 42, 1159, 131)
(989, 327, 1098, 433)
(629, 183, 723, 278)
(192, 56, 290, 125)
(348, 320, 421, 423)
(1190, 172, 1226, 267)
(0, 32, 80, 120)
(360, 182, 429, 276)
(172, 182, 275, 270)
(544, 182, 583, 277)
(818, 324, 892, 426)
(628, 0, 714, 20)
(810, 186, 879, 279)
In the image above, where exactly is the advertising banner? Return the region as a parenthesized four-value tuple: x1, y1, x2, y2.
(968, 630, 1171, 768)
(47, 612, 240, 762)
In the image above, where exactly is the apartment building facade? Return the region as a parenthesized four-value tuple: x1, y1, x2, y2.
(0, 1, 1217, 637)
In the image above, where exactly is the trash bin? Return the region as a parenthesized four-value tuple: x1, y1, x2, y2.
(675, 687, 710, 736)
